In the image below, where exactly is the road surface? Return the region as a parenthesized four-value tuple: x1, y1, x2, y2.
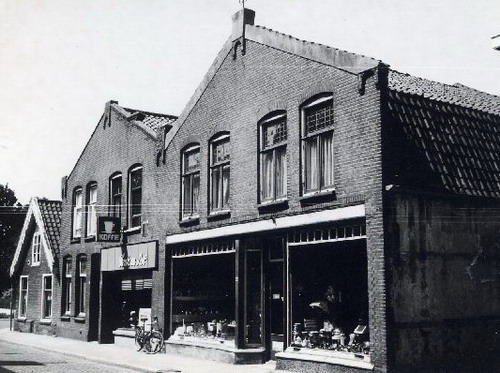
(0, 340, 145, 373)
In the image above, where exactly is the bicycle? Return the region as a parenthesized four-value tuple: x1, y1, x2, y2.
(134, 315, 164, 354)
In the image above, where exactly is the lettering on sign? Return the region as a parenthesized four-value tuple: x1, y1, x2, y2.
(119, 252, 148, 268)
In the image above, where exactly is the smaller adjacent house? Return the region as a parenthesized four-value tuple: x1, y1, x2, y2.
(9, 198, 62, 334)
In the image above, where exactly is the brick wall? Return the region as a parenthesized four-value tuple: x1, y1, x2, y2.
(154, 41, 388, 371)
(55, 106, 165, 341)
(13, 225, 55, 335)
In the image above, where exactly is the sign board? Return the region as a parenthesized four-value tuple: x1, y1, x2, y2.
(101, 241, 157, 271)
(139, 308, 152, 332)
(97, 217, 121, 242)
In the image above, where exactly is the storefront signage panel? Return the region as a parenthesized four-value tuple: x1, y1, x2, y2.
(101, 241, 157, 271)
(97, 217, 121, 242)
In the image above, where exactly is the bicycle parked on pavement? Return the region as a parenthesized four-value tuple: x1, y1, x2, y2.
(133, 313, 164, 354)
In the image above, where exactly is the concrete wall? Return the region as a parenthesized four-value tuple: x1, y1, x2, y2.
(386, 191, 500, 372)
(155, 40, 388, 371)
(55, 105, 166, 341)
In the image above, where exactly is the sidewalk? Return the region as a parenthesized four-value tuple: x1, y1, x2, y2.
(0, 329, 294, 373)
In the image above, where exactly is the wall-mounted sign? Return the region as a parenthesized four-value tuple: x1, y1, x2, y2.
(97, 217, 121, 242)
(101, 241, 157, 272)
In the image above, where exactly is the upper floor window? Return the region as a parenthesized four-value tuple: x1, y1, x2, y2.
(301, 95, 334, 194)
(31, 230, 41, 266)
(128, 165, 142, 228)
(19, 276, 28, 318)
(76, 255, 87, 317)
(86, 183, 97, 237)
(209, 133, 230, 212)
(42, 274, 52, 320)
(109, 173, 122, 218)
(181, 144, 200, 219)
(260, 113, 287, 202)
(62, 257, 72, 315)
(72, 188, 83, 238)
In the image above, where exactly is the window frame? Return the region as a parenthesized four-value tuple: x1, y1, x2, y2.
(72, 188, 83, 239)
(76, 255, 87, 317)
(128, 165, 143, 229)
(31, 230, 41, 266)
(62, 257, 72, 316)
(18, 275, 28, 319)
(86, 183, 97, 237)
(41, 274, 53, 320)
(300, 94, 335, 195)
(109, 173, 122, 218)
(259, 112, 288, 203)
(209, 133, 231, 213)
(181, 144, 201, 219)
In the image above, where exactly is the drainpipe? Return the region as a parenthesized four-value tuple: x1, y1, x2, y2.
(9, 284, 13, 331)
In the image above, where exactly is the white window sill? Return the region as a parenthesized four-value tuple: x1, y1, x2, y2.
(277, 347, 373, 370)
(124, 226, 141, 234)
(31, 262, 40, 267)
(207, 210, 231, 221)
(17, 317, 27, 322)
(40, 319, 52, 325)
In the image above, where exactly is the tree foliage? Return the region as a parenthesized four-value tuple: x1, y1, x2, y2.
(0, 184, 27, 292)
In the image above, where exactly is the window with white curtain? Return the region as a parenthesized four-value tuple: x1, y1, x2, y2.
(42, 275, 52, 319)
(302, 95, 334, 194)
(181, 144, 200, 218)
(129, 165, 143, 228)
(31, 230, 41, 266)
(72, 188, 83, 238)
(86, 183, 97, 237)
(260, 113, 287, 202)
(19, 276, 28, 318)
(209, 133, 230, 212)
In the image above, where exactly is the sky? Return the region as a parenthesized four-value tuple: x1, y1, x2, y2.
(1, 0, 499, 204)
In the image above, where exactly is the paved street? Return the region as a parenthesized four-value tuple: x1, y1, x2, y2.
(0, 321, 10, 331)
(0, 340, 143, 373)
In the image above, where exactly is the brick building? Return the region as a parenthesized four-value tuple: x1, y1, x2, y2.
(9, 7, 500, 373)
(54, 101, 176, 343)
(10, 198, 62, 335)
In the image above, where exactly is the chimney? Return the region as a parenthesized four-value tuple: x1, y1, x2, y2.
(61, 176, 68, 200)
(231, 8, 255, 42)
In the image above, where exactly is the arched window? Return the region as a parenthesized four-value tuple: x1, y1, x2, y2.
(209, 133, 230, 212)
(109, 173, 122, 218)
(301, 94, 334, 194)
(259, 112, 287, 202)
(181, 144, 200, 218)
(128, 165, 143, 228)
(86, 182, 97, 237)
(72, 188, 83, 238)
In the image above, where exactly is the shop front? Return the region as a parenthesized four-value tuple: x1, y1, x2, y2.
(165, 205, 372, 368)
(100, 241, 158, 344)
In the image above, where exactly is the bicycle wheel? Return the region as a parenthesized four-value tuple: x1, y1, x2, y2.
(147, 330, 164, 354)
(135, 328, 144, 352)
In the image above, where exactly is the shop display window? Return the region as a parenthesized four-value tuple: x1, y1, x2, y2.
(171, 253, 236, 346)
(118, 273, 152, 329)
(289, 240, 369, 358)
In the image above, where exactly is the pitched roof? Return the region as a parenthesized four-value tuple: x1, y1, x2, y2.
(121, 107, 177, 133)
(10, 198, 62, 276)
(387, 70, 500, 198)
(37, 199, 62, 254)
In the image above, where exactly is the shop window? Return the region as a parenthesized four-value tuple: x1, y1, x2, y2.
(86, 183, 97, 237)
(128, 165, 142, 229)
(76, 256, 87, 317)
(171, 251, 236, 346)
(181, 144, 200, 219)
(62, 257, 72, 315)
(209, 133, 230, 213)
(19, 276, 28, 318)
(289, 240, 369, 357)
(259, 113, 287, 202)
(118, 273, 152, 329)
(42, 274, 52, 320)
(301, 95, 334, 195)
(72, 188, 83, 238)
(109, 173, 122, 218)
(31, 230, 41, 266)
